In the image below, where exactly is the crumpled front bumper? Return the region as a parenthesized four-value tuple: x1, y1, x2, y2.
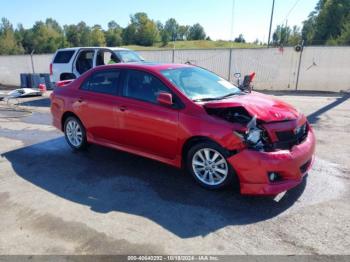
(228, 128, 316, 195)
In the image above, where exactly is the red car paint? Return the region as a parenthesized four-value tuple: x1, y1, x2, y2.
(50, 63, 315, 196)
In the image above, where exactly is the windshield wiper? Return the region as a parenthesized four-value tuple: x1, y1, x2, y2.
(193, 92, 244, 102)
(192, 97, 220, 102)
(215, 92, 244, 100)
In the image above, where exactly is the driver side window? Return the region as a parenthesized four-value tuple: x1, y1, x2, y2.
(122, 70, 172, 104)
(96, 50, 120, 66)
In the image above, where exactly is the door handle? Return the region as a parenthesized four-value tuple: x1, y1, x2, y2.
(119, 106, 127, 112)
(77, 97, 84, 103)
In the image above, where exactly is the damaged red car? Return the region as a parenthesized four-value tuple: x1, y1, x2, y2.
(50, 63, 315, 195)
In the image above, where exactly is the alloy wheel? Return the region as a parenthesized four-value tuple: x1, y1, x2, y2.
(65, 119, 83, 148)
(192, 148, 228, 186)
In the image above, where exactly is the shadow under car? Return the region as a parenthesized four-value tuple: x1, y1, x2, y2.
(2, 137, 307, 238)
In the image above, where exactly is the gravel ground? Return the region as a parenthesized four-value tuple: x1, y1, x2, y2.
(0, 91, 349, 255)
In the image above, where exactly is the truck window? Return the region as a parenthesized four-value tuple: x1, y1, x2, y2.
(76, 50, 95, 75)
(53, 51, 75, 63)
(96, 50, 120, 66)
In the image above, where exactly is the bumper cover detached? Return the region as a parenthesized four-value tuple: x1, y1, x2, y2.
(228, 128, 316, 196)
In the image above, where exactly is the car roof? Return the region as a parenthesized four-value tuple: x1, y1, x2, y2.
(56, 47, 132, 52)
(94, 62, 192, 73)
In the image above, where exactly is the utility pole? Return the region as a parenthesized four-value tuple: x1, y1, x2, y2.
(267, 0, 275, 48)
(30, 50, 35, 74)
(295, 40, 305, 91)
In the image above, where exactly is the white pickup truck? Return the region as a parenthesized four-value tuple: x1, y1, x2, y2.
(50, 47, 144, 83)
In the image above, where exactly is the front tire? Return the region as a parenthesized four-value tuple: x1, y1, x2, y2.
(64, 116, 88, 150)
(186, 142, 234, 190)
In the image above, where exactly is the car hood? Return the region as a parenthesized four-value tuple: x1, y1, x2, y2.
(203, 92, 299, 122)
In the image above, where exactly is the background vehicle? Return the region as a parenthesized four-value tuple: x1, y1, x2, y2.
(50, 47, 144, 83)
(50, 63, 315, 196)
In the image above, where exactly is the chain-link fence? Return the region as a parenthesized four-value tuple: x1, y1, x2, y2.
(1, 47, 349, 92)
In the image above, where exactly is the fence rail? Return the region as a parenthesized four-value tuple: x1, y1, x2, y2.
(0, 47, 349, 92)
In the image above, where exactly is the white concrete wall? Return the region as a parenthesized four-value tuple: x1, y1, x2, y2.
(0, 47, 349, 92)
(0, 54, 51, 86)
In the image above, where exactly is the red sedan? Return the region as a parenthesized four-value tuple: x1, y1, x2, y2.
(50, 63, 315, 196)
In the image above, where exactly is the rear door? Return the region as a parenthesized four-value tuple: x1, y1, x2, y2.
(75, 69, 122, 143)
(117, 69, 180, 159)
(73, 49, 96, 77)
(51, 50, 76, 82)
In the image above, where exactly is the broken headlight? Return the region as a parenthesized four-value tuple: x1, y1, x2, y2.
(234, 116, 265, 150)
(246, 128, 263, 145)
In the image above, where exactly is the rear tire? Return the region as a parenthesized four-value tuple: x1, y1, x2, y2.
(64, 116, 88, 150)
(186, 142, 236, 190)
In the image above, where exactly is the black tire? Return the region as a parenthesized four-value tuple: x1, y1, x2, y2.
(60, 73, 76, 81)
(64, 116, 88, 150)
(186, 141, 237, 190)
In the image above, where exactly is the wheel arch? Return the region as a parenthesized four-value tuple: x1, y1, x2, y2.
(181, 136, 222, 167)
(61, 111, 80, 131)
(60, 73, 76, 81)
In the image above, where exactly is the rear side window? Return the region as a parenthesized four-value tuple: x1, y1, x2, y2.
(81, 70, 120, 95)
(53, 51, 75, 63)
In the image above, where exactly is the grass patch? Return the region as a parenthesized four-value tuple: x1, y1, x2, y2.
(122, 40, 263, 50)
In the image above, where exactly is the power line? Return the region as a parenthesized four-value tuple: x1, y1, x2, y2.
(284, 0, 302, 22)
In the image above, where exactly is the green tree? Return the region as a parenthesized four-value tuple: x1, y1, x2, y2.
(0, 18, 24, 54)
(124, 13, 159, 46)
(105, 20, 122, 46)
(188, 23, 206, 40)
(288, 26, 302, 46)
(164, 18, 179, 41)
(302, 0, 350, 45)
(334, 17, 350, 44)
(122, 23, 137, 45)
(272, 24, 292, 46)
(90, 25, 106, 46)
(65, 22, 91, 46)
(17, 18, 62, 54)
(178, 25, 190, 40)
(160, 31, 169, 46)
(234, 34, 246, 43)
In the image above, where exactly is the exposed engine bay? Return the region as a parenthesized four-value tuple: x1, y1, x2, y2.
(205, 106, 253, 125)
(205, 106, 308, 152)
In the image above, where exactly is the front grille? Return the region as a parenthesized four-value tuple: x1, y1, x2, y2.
(274, 123, 308, 150)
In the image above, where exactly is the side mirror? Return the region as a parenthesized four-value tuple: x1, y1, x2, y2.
(157, 92, 173, 106)
(242, 72, 256, 93)
(234, 73, 241, 79)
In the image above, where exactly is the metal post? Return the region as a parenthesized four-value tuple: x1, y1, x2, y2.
(267, 0, 275, 48)
(172, 48, 175, 63)
(295, 40, 304, 91)
(228, 48, 233, 81)
(30, 50, 35, 74)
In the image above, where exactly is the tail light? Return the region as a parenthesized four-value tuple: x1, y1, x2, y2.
(50, 63, 53, 75)
(56, 79, 73, 87)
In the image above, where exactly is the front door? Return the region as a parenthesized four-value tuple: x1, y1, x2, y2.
(117, 69, 180, 160)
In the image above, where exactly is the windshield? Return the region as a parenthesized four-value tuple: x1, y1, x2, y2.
(161, 67, 241, 101)
(116, 50, 144, 63)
